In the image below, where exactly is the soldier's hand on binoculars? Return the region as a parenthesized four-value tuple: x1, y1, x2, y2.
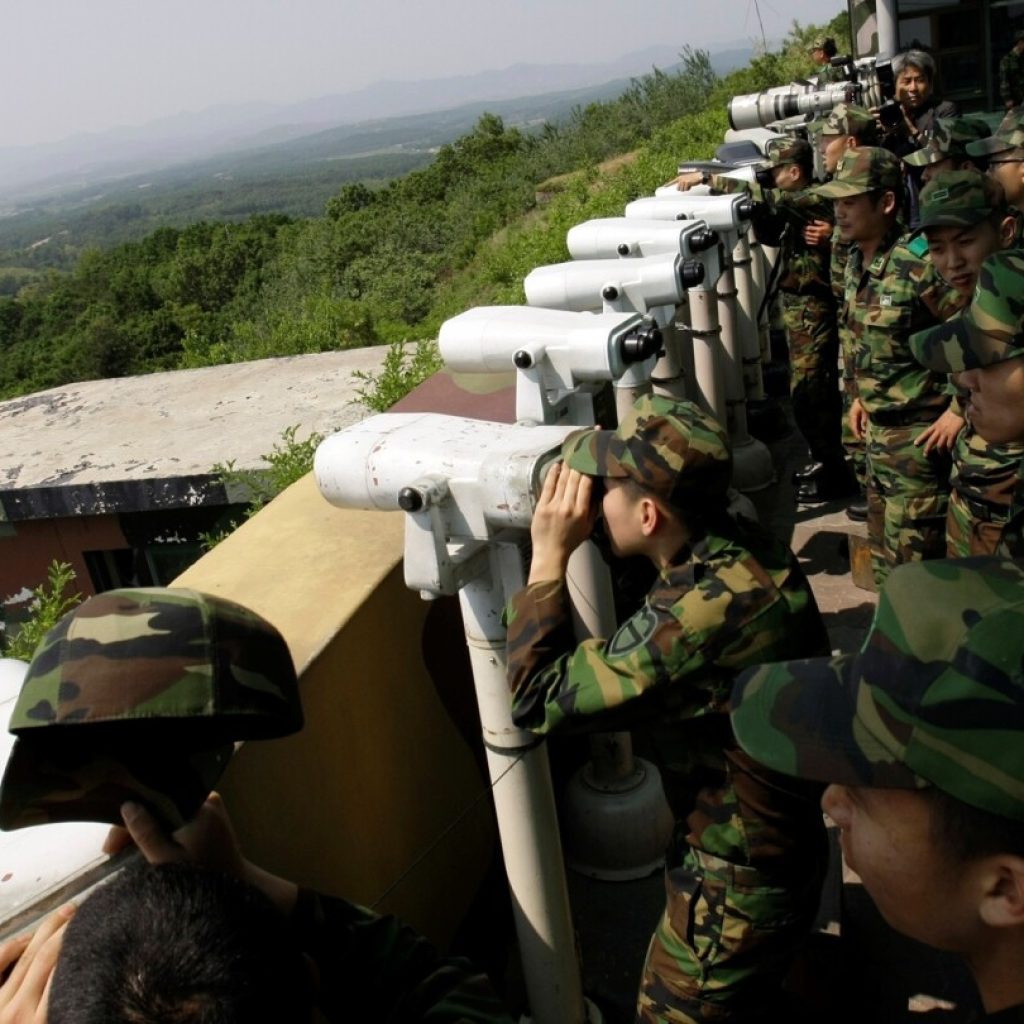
(670, 171, 705, 192)
(528, 461, 597, 584)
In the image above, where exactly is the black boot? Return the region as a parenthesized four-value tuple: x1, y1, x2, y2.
(845, 493, 868, 522)
(797, 463, 859, 504)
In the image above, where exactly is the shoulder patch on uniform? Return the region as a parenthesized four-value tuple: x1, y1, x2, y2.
(880, 294, 893, 307)
(907, 235, 930, 258)
(606, 605, 659, 658)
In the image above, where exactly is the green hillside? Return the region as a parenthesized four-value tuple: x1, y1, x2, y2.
(0, 16, 848, 401)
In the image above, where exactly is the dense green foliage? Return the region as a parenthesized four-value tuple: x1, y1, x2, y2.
(0, 14, 848, 402)
(1, 561, 81, 660)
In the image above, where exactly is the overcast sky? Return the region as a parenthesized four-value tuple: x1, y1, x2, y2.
(6, 0, 840, 148)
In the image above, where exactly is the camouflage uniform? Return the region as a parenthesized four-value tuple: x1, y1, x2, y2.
(814, 148, 962, 586)
(830, 229, 866, 488)
(752, 139, 845, 482)
(5, 589, 516, 1024)
(731, 555, 1024, 816)
(967, 108, 1024, 179)
(731, 554, 1024, 1022)
(908, 250, 1024, 560)
(817, 106, 881, 493)
(506, 396, 830, 1024)
(809, 38, 842, 84)
(1000, 35, 1024, 109)
(902, 116, 993, 172)
(914, 171, 1020, 557)
(0, 587, 303, 830)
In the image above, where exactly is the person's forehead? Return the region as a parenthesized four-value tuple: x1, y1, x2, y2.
(898, 65, 928, 79)
(924, 223, 985, 241)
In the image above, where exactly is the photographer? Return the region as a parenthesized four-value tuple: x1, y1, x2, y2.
(879, 50, 958, 228)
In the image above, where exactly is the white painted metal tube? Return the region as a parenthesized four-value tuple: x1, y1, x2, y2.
(459, 572, 587, 1024)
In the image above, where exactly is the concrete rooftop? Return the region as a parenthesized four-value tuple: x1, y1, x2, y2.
(0, 348, 389, 519)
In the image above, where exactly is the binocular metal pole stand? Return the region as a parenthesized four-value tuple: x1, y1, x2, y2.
(315, 414, 602, 1024)
(716, 243, 774, 493)
(457, 564, 600, 1024)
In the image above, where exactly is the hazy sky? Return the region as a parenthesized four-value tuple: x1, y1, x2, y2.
(6, 0, 839, 148)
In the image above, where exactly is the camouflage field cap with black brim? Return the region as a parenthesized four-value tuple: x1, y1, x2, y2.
(561, 394, 732, 509)
(909, 250, 1024, 373)
(903, 116, 992, 167)
(915, 169, 1008, 231)
(730, 557, 1024, 822)
(966, 109, 1024, 157)
(0, 587, 303, 831)
(818, 103, 878, 142)
(813, 146, 903, 199)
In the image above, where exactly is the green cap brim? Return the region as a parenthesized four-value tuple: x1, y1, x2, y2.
(561, 428, 629, 479)
(0, 731, 233, 830)
(917, 206, 992, 230)
(730, 655, 924, 791)
(813, 180, 872, 199)
(909, 313, 1020, 373)
(903, 147, 942, 167)
(967, 136, 1014, 156)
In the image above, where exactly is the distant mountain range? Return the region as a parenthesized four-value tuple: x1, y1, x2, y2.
(0, 40, 756, 210)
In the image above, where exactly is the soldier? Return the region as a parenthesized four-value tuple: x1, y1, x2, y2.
(908, 250, 1024, 559)
(915, 172, 1021, 556)
(506, 394, 831, 1024)
(968, 108, 1024, 211)
(903, 115, 993, 183)
(751, 137, 853, 503)
(1000, 30, 1024, 111)
(816, 103, 880, 178)
(729, 555, 1024, 1022)
(0, 591, 515, 1024)
(809, 36, 843, 85)
(813, 147, 962, 586)
(808, 104, 881, 521)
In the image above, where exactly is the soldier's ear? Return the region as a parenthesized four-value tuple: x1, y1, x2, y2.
(997, 213, 1018, 249)
(880, 189, 899, 217)
(978, 855, 1024, 930)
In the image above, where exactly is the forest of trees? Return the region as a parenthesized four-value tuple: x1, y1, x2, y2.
(0, 15, 848, 401)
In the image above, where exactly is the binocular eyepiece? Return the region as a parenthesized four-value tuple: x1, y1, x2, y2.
(620, 323, 662, 364)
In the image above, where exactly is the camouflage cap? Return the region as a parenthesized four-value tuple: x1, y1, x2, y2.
(917, 169, 1007, 230)
(818, 103, 878, 143)
(909, 251, 1024, 372)
(903, 116, 992, 167)
(562, 394, 732, 509)
(967, 108, 1024, 157)
(0, 588, 302, 831)
(813, 146, 903, 199)
(730, 557, 1024, 823)
(765, 136, 812, 168)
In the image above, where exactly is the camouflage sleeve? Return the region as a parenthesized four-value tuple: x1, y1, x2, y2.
(294, 889, 516, 1023)
(506, 577, 729, 736)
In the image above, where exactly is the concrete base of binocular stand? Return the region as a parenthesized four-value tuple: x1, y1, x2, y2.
(731, 434, 775, 494)
(562, 755, 674, 882)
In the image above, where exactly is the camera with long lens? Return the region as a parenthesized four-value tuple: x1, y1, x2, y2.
(727, 55, 895, 131)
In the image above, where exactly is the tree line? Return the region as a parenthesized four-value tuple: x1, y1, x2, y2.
(0, 15, 848, 402)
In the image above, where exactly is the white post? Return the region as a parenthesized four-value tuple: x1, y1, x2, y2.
(458, 569, 589, 1024)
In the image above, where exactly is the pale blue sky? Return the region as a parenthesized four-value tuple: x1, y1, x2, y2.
(6, 0, 840, 147)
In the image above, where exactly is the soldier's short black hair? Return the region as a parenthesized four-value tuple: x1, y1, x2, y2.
(49, 861, 313, 1024)
(925, 787, 1024, 864)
